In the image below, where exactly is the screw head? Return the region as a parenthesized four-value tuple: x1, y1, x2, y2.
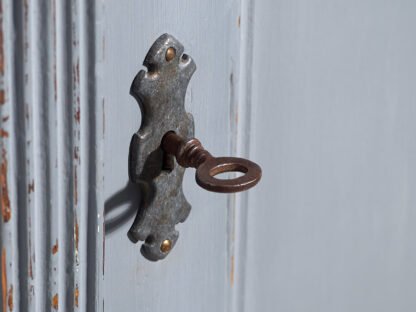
(165, 47, 176, 62)
(160, 239, 172, 253)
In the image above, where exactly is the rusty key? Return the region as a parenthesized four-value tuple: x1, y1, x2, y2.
(161, 131, 262, 193)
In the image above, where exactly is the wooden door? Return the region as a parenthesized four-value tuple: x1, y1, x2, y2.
(1, 1, 416, 312)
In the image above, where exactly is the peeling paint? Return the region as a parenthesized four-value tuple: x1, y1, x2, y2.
(75, 212, 79, 262)
(74, 107, 80, 122)
(0, 90, 5, 105)
(76, 59, 80, 84)
(8, 285, 13, 311)
(51, 294, 58, 310)
(28, 180, 34, 194)
(74, 165, 78, 204)
(74, 146, 80, 164)
(0, 128, 8, 137)
(2, 248, 6, 312)
(75, 284, 79, 307)
(1, 148, 11, 222)
(230, 254, 234, 286)
(52, 239, 58, 254)
(29, 216, 33, 279)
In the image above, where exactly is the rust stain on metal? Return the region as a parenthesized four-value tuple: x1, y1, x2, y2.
(51, 294, 58, 310)
(0, 90, 5, 105)
(2, 248, 7, 311)
(238, 15, 241, 28)
(74, 284, 79, 307)
(28, 180, 34, 194)
(74, 165, 78, 204)
(230, 254, 234, 286)
(2, 115, 9, 122)
(0, 128, 8, 137)
(1, 148, 11, 222)
(52, 239, 58, 254)
(8, 285, 13, 311)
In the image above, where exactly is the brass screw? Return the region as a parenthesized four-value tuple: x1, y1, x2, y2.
(160, 239, 172, 253)
(165, 47, 176, 62)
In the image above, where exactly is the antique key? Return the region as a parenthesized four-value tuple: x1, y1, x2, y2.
(128, 34, 262, 261)
(161, 131, 261, 193)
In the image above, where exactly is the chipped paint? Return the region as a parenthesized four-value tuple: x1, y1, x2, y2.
(74, 146, 80, 164)
(75, 284, 79, 307)
(230, 254, 234, 286)
(2, 115, 9, 122)
(76, 59, 80, 84)
(75, 212, 79, 262)
(2, 248, 6, 312)
(1, 148, 11, 222)
(51, 294, 58, 310)
(28, 180, 34, 194)
(8, 285, 13, 311)
(0, 128, 8, 137)
(74, 107, 80, 122)
(74, 165, 78, 204)
(0, 90, 5, 105)
(52, 239, 58, 254)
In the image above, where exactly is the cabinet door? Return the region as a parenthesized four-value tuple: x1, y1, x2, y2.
(2, 1, 416, 312)
(245, 1, 416, 311)
(100, 1, 242, 312)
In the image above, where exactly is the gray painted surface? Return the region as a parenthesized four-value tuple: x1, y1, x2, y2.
(2, 1, 416, 312)
(101, 1, 241, 311)
(0, 1, 103, 311)
(246, 1, 416, 311)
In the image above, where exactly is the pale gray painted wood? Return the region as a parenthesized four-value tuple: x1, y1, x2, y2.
(245, 1, 416, 311)
(101, 1, 242, 311)
(0, 1, 103, 311)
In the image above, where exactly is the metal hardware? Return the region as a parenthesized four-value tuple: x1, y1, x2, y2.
(128, 34, 262, 261)
(161, 132, 261, 193)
